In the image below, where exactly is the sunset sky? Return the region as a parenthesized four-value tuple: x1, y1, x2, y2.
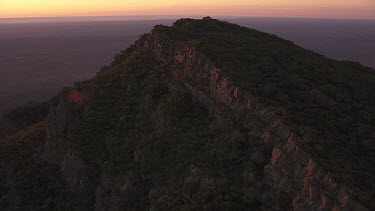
(0, 0, 374, 19)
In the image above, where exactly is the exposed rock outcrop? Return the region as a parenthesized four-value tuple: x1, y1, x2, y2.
(140, 29, 370, 210)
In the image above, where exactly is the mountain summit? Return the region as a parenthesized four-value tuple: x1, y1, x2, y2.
(1, 18, 374, 210)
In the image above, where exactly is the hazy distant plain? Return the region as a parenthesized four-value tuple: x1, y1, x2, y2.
(0, 17, 374, 114)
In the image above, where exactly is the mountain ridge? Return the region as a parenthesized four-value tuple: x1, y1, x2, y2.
(1, 17, 374, 210)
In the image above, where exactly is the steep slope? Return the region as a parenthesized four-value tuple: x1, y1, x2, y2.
(156, 18, 375, 208)
(1, 18, 374, 210)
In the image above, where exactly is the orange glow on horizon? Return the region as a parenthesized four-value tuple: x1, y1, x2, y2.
(0, 0, 374, 19)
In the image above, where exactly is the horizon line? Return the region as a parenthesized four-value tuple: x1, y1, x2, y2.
(1, 15, 374, 23)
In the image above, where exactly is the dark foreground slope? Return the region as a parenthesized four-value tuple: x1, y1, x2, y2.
(1, 18, 374, 210)
(0, 123, 69, 209)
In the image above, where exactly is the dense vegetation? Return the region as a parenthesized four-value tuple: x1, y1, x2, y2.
(64, 47, 282, 209)
(157, 18, 375, 202)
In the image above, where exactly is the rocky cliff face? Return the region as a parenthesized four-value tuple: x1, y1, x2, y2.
(141, 30, 370, 211)
(1, 18, 374, 210)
